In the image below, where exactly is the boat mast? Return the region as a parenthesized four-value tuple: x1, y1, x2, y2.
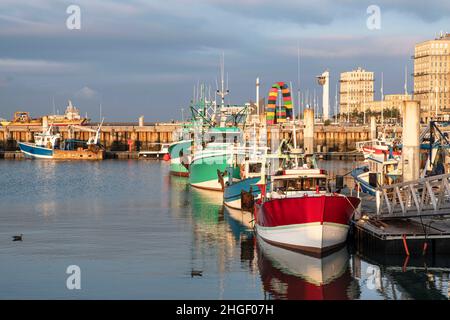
(256, 77, 260, 119)
(216, 52, 229, 109)
(297, 45, 301, 122)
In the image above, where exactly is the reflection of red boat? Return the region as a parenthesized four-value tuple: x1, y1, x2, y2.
(254, 169, 360, 256)
(257, 237, 356, 300)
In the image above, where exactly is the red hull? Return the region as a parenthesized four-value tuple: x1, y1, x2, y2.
(256, 195, 360, 228)
(362, 146, 401, 156)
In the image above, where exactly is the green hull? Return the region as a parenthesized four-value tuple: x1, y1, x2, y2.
(168, 140, 191, 176)
(189, 153, 240, 191)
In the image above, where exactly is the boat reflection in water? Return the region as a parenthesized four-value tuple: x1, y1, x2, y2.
(257, 236, 359, 300)
(189, 187, 225, 227)
(223, 205, 254, 231)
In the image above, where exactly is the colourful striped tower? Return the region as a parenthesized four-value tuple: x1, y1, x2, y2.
(266, 82, 293, 125)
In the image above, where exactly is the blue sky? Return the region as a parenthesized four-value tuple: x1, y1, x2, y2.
(1, 0, 450, 121)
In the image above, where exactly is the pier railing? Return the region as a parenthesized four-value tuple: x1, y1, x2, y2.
(376, 173, 450, 217)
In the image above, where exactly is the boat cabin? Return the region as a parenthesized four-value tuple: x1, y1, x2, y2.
(204, 127, 242, 145)
(269, 170, 328, 198)
(34, 129, 60, 149)
(367, 157, 401, 186)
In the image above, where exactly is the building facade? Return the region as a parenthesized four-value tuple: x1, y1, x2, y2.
(361, 94, 412, 114)
(414, 33, 450, 122)
(339, 67, 374, 116)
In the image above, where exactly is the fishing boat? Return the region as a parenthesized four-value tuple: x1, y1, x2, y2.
(189, 127, 244, 191)
(168, 139, 192, 176)
(168, 125, 193, 176)
(18, 122, 104, 160)
(351, 156, 402, 196)
(223, 128, 317, 218)
(356, 138, 401, 162)
(17, 125, 61, 159)
(2, 101, 88, 127)
(1, 111, 41, 127)
(254, 167, 361, 256)
(223, 150, 317, 211)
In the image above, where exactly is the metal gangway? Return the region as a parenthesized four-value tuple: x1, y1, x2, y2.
(376, 173, 450, 218)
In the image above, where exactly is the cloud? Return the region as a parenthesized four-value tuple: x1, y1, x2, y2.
(274, 35, 422, 59)
(74, 86, 98, 99)
(0, 58, 81, 74)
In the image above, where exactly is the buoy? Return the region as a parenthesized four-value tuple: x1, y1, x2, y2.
(163, 153, 170, 161)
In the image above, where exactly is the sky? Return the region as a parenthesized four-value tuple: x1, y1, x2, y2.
(1, 0, 450, 122)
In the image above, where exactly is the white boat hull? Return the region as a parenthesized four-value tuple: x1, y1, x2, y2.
(256, 222, 349, 255)
(190, 179, 223, 191)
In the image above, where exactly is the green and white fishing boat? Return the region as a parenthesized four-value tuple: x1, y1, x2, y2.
(186, 54, 251, 190)
(189, 126, 245, 191)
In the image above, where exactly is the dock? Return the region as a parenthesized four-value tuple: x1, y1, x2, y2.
(0, 122, 400, 156)
(0, 150, 163, 160)
(354, 101, 450, 256)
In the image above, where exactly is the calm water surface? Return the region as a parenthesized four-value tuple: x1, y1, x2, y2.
(0, 160, 449, 299)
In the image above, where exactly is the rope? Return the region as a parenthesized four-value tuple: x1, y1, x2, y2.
(342, 193, 363, 221)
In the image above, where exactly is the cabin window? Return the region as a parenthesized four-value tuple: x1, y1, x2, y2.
(249, 163, 262, 173)
(273, 178, 327, 192)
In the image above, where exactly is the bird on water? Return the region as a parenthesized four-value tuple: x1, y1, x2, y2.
(12, 234, 23, 241)
(191, 270, 203, 277)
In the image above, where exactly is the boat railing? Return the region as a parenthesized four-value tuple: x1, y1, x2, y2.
(356, 140, 378, 151)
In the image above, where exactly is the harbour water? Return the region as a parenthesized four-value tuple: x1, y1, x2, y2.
(0, 160, 449, 300)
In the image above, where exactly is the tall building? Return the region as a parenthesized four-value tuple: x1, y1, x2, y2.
(339, 67, 374, 116)
(414, 32, 450, 122)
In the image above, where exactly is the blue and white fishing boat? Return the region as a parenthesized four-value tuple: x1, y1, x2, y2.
(18, 126, 60, 159)
(18, 121, 105, 160)
(351, 156, 401, 196)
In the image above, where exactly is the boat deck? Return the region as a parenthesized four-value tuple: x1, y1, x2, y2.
(355, 217, 450, 240)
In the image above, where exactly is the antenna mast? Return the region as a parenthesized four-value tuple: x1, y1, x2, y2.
(216, 52, 229, 108)
(404, 65, 408, 95)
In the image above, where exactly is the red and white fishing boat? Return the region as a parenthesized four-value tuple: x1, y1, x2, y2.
(254, 168, 360, 256)
(356, 138, 401, 162)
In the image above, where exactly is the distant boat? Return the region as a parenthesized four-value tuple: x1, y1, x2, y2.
(47, 100, 89, 126)
(18, 122, 105, 160)
(351, 157, 402, 196)
(2, 101, 88, 127)
(356, 136, 401, 163)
